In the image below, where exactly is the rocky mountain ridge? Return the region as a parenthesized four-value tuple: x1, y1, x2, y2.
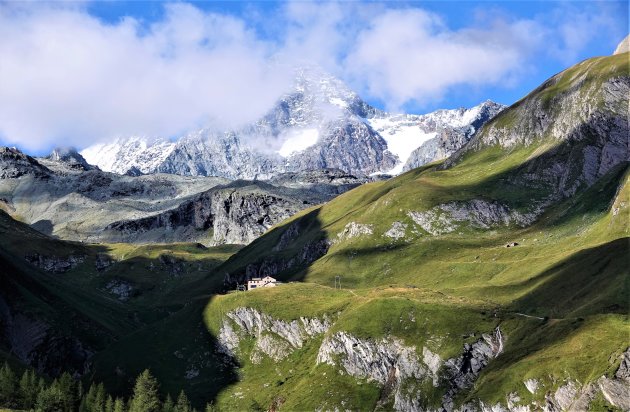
(0, 148, 372, 245)
(81, 69, 504, 179)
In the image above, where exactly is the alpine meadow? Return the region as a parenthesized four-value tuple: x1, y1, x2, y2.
(0, 2, 628, 412)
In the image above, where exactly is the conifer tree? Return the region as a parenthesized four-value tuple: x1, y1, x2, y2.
(174, 390, 191, 412)
(56, 372, 77, 411)
(35, 383, 65, 412)
(0, 363, 17, 407)
(19, 369, 39, 409)
(94, 383, 106, 412)
(113, 397, 125, 412)
(128, 370, 160, 412)
(105, 395, 114, 412)
(163, 393, 174, 412)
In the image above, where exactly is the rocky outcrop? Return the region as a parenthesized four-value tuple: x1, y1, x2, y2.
(95, 253, 114, 271)
(403, 101, 505, 171)
(316, 328, 505, 412)
(407, 199, 543, 235)
(335, 222, 373, 242)
(105, 279, 134, 301)
(102, 173, 367, 246)
(24, 253, 85, 273)
(384, 221, 408, 240)
(47, 147, 95, 171)
(448, 58, 629, 200)
(0, 147, 51, 179)
(269, 168, 369, 196)
(217, 307, 332, 364)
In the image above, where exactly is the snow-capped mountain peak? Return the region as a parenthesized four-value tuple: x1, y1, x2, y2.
(81, 68, 504, 179)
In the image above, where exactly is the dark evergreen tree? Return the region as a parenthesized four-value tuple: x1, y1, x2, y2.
(35, 384, 66, 412)
(105, 395, 114, 412)
(56, 372, 77, 411)
(174, 391, 190, 412)
(19, 369, 39, 409)
(0, 362, 17, 407)
(163, 393, 174, 412)
(113, 397, 126, 412)
(128, 370, 160, 412)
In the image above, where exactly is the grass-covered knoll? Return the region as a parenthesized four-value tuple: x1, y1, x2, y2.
(203, 284, 499, 411)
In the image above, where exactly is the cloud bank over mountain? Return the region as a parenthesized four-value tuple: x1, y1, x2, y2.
(0, 1, 624, 151)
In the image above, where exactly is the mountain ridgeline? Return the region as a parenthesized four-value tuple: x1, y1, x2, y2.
(81, 68, 505, 179)
(0, 48, 628, 412)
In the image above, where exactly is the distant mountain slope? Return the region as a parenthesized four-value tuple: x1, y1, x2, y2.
(196, 51, 630, 411)
(81, 69, 504, 179)
(0, 149, 373, 245)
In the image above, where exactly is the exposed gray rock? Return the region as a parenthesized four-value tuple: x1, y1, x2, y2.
(24, 253, 85, 273)
(316, 328, 504, 412)
(47, 147, 95, 171)
(408, 199, 543, 235)
(615, 347, 630, 380)
(95, 253, 114, 271)
(103, 176, 364, 245)
(384, 221, 408, 240)
(217, 307, 332, 363)
(0, 147, 51, 179)
(335, 222, 373, 242)
(403, 101, 506, 171)
(105, 280, 134, 301)
(524, 378, 539, 394)
(598, 376, 630, 410)
(441, 328, 505, 411)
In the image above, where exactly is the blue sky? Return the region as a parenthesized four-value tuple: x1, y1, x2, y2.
(0, 1, 627, 153)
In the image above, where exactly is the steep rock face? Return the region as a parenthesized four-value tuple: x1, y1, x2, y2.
(216, 306, 506, 412)
(46, 147, 95, 171)
(154, 132, 280, 180)
(403, 101, 506, 171)
(0, 147, 51, 179)
(285, 118, 397, 175)
(217, 307, 332, 364)
(450, 55, 629, 199)
(103, 176, 358, 245)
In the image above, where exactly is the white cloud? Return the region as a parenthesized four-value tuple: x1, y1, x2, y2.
(0, 2, 624, 152)
(0, 3, 292, 151)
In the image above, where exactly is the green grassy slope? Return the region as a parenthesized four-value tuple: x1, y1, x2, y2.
(201, 53, 629, 410)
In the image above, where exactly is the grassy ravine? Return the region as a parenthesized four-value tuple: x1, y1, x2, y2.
(0, 209, 242, 405)
(201, 54, 629, 410)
